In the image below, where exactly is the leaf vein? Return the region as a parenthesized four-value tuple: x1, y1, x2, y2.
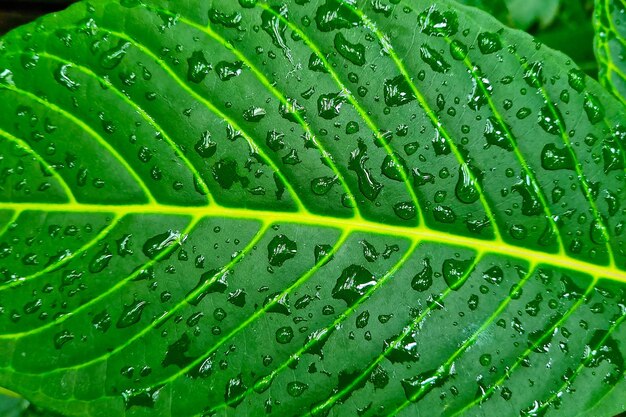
(0, 84, 157, 204)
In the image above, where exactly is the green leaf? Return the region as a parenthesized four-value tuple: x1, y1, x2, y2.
(0, 391, 29, 417)
(506, 0, 560, 29)
(0, 392, 60, 417)
(0, 1, 625, 417)
(457, 0, 599, 75)
(594, 0, 626, 104)
(454, 0, 511, 24)
(456, 0, 560, 29)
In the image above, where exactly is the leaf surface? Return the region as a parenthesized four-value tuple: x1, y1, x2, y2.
(0, 391, 29, 417)
(595, 0, 626, 104)
(0, 1, 625, 417)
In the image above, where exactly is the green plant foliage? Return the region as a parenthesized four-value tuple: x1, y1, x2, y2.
(0, 392, 29, 417)
(0, 1, 625, 417)
(458, 0, 599, 74)
(457, 0, 590, 29)
(0, 393, 58, 417)
(594, 0, 626, 104)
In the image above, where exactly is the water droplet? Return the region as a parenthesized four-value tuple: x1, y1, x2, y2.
(314, 244, 334, 265)
(334, 32, 365, 66)
(264, 292, 291, 315)
(187, 51, 211, 83)
(311, 176, 337, 195)
(216, 61, 243, 81)
(228, 289, 247, 307)
(420, 44, 450, 73)
(122, 386, 163, 410)
(455, 165, 482, 204)
(332, 264, 376, 306)
(418, 6, 458, 37)
(369, 364, 390, 388)
(348, 140, 383, 201)
(360, 239, 379, 262)
(523, 61, 544, 87)
(54, 64, 80, 91)
(467, 68, 492, 111)
(603, 136, 624, 173)
(449, 39, 468, 60)
(239, 0, 257, 8)
(401, 370, 444, 402)
(477, 32, 502, 54)
(411, 258, 433, 292)
(21, 52, 39, 70)
(286, 381, 308, 397)
(209, 8, 242, 28)
(356, 310, 370, 328)
(243, 106, 266, 122)
(346, 120, 359, 134)
(317, 92, 347, 119)
(479, 353, 492, 366)
(590, 219, 608, 244)
(315, 0, 360, 32)
(0, 69, 14, 86)
(442, 257, 475, 290)
(143, 230, 182, 260)
(117, 299, 148, 328)
(162, 333, 193, 368)
(484, 116, 513, 151)
(567, 68, 585, 92)
(225, 375, 247, 406)
(309, 53, 329, 73)
(583, 93, 604, 124)
(512, 174, 542, 215)
(267, 234, 297, 266)
(275, 326, 294, 344)
(89, 244, 113, 273)
(384, 334, 420, 363)
(261, 5, 294, 62)
(433, 205, 456, 224)
(538, 105, 565, 135)
(92, 310, 112, 332)
(516, 107, 532, 119)
(383, 75, 415, 107)
(54, 330, 74, 349)
(525, 294, 543, 316)
(393, 201, 417, 220)
(381, 153, 408, 181)
(195, 131, 217, 158)
(541, 144, 574, 170)
(100, 41, 130, 69)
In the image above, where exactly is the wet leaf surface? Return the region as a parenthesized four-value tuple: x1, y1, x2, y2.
(594, 0, 626, 104)
(0, 1, 625, 417)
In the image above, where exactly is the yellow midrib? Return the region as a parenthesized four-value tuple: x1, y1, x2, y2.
(1, 201, 625, 284)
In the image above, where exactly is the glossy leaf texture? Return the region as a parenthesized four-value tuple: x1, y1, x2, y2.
(595, 0, 626, 104)
(0, 1, 625, 417)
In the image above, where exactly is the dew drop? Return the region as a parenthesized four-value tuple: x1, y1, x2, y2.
(442, 257, 475, 290)
(267, 234, 297, 266)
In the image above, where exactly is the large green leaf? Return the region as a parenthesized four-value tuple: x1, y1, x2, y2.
(594, 0, 626, 104)
(0, 0, 625, 416)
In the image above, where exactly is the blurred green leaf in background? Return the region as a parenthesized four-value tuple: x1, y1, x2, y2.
(458, 0, 598, 73)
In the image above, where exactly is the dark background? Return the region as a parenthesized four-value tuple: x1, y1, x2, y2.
(0, 0, 71, 34)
